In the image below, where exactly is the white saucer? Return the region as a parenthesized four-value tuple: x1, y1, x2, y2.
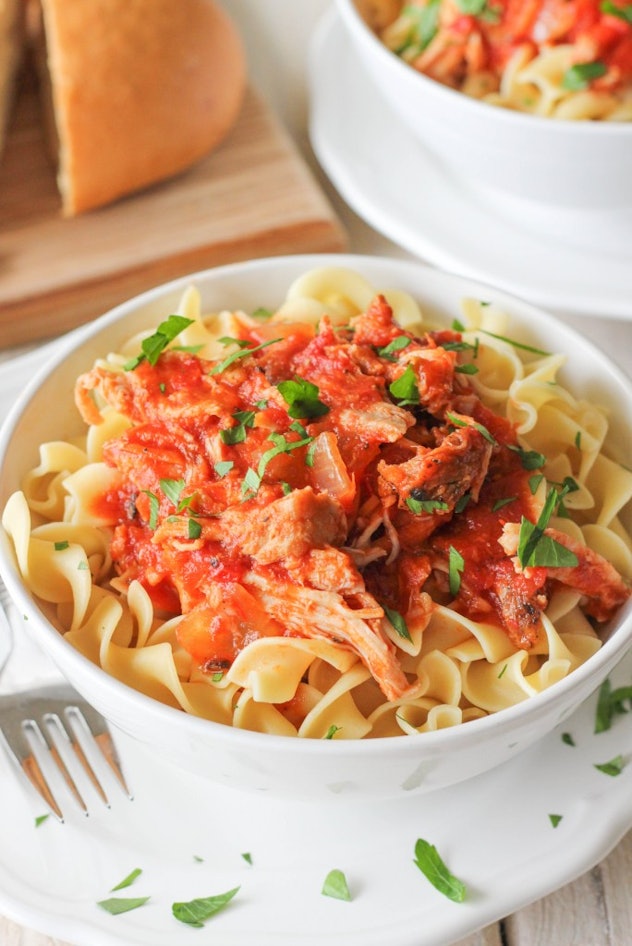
(1, 346, 632, 946)
(308, 10, 632, 321)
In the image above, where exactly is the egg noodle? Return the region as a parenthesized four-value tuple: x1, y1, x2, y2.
(370, 0, 632, 119)
(2, 266, 631, 738)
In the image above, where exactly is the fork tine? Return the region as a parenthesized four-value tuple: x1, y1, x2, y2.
(0, 687, 133, 820)
(0, 720, 70, 821)
(66, 703, 133, 800)
(27, 714, 92, 818)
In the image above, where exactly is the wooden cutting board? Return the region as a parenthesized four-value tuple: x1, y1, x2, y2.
(0, 74, 347, 349)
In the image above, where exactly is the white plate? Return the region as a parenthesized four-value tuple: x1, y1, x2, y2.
(0, 344, 631, 946)
(308, 10, 632, 321)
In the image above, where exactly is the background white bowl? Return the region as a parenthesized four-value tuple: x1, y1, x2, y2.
(335, 0, 632, 249)
(1, 253, 631, 800)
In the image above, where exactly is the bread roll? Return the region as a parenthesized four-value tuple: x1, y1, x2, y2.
(33, 0, 247, 214)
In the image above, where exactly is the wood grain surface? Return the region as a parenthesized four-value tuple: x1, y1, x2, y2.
(0, 74, 347, 348)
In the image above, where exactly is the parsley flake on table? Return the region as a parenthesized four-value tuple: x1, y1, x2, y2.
(549, 814, 563, 828)
(413, 839, 466, 902)
(172, 886, 240, 927)
(97, 896, 150, 915)
(594, 677, 632, 734)
(110, 868, 143, 891)
(594, 754, 626, 776)
(322, 869, 352, 901)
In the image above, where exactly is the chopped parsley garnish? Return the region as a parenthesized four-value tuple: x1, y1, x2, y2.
(442, 338, 479, 355)
(188, 518, 202, 540)
(508, 444, 546, 471)
(413, 839, 466, 903)
(446, 412, 497, 445)
(601, 1, 632, 23)
(574, 430, 583, 450)
(124, 315, 194, 370)
(562, 732, 576, 747)
(594, 677, 632, 733)
(220, 410, 256, 445)
(322, 869, 352, 901)
(98, 897, 150, 915)
(210, 337, 281, 376)
(497, 663, 508, 679)
(454, 493, 471, 514)
(241, 429, 314, 498)
(479, 329, 551, 356)
(214, 460, 234, 477)
(325, 724, 342, 739)
(277, 377, 330, 419)
(160, 478, 195, 512)
(455, 363, 479, 375)
(142, 490, 160, 530)
(448, 546, 465, 596)
(111, 868, 143, 891)
(406, 496, 449, 515)
(34, 813, 50, 827)
(383, 605, 412, 642)
(376, 335, 411, 361)
(549, 814, 563, 828)
(389, 365, 420, 405)
(172, 887, 240, 927)
(594, 754, 626, 776)
(54, 540, 70, 551)
(492, 496, 516, 512)
(456, 0, 500, 19)
(517, 484, 579, 568)
(400, 0, 441, 54)
(529, 473, 545, 495)
(241, 852, 253, 865)
(562, 60, 608, 90)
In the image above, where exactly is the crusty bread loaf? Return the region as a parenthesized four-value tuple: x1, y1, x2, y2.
(37, 0, 247, 215)
(0, 0, 24, 158)
(6, 0, 246, 214)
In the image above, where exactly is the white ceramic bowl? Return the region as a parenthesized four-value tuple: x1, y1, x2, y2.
(334, 0, 632, 251)
(1, 254, 631, 800)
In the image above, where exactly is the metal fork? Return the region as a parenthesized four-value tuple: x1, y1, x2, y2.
(0, 584, 132, 821)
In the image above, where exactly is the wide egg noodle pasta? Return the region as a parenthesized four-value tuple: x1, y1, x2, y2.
(2, 265, 630, 738)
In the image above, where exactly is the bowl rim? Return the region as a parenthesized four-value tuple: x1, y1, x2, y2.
(335, 0, 632, 137)
(1, 251, 631, 759)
